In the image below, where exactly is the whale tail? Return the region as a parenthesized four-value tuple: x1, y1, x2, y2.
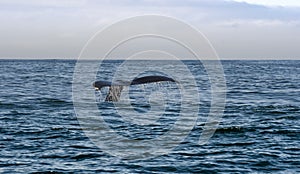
(93, 75, 176, 102)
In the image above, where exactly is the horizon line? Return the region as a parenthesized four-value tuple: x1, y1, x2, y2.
(0, 57, 300, 60)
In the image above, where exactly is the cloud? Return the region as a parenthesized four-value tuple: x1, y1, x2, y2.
(0, 0, 87, 8)
(227, 0, 300, 7)
(217, 19, 300, 28)
(0, 0, 299, 59)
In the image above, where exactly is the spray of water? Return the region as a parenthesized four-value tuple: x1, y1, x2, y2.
(105, 85, 124, 102)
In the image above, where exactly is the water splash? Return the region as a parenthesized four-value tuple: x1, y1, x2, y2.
(105, 86, 124, 102)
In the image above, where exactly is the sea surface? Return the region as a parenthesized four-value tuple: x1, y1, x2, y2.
(0, 59, 299, 173)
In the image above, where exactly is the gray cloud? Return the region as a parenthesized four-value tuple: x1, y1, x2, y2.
(0, 0, 299, 59)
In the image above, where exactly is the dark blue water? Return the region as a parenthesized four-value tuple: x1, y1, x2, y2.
(0, 59, 299, 173)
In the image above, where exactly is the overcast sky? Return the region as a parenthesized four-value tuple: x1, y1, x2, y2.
(0, 0, 299, 59)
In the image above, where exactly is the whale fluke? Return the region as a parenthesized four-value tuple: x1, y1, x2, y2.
(93, 75, 176, 102)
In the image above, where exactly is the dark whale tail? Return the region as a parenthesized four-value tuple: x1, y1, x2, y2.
(93, 75, 176, 102)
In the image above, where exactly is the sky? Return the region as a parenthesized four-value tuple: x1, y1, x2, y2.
(0, 0, 299, 59)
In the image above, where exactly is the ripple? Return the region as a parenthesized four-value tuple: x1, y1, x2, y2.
(0, 60, 299, 173)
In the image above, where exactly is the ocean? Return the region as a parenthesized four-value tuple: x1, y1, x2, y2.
(0, 59, 299, 173)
